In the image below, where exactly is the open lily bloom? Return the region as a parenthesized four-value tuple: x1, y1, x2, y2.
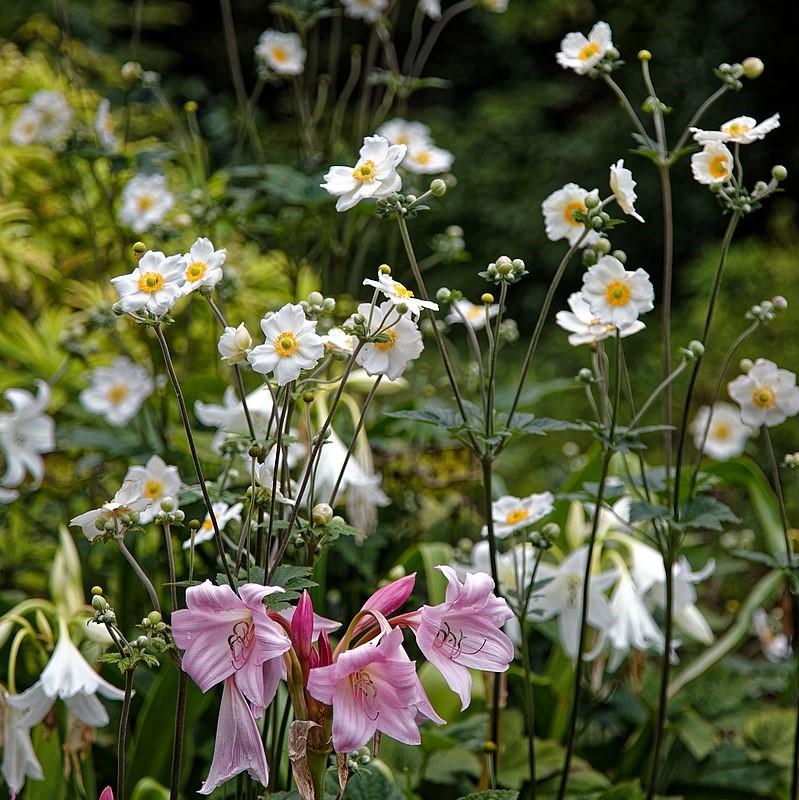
(1, 690, 44, 797)
(111, 250, 185, 316)
(606, 570, 664, 671)
(445, 299, 500, 330)
(353, 300, 424, 380)
(542, 183, 601, 247)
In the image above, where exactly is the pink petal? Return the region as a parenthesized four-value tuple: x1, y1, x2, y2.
(98, 789, 114, 800)
(331, 680, 378, 754)
(354, 574, 417, 636)
(306, 663, 337, 705)
(290, 591, 314, 661)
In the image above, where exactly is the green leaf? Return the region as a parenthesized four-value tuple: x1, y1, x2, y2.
(384, 407, 466, 428)
(340, 762, 404, 800)
(744, 708, 795, 767)
(628, 500, 670, 523)
(679, 495, 740, 531)
(676, 707, 723, 760)
(458, 792, 519, 800)
(131, 778, 170, 800)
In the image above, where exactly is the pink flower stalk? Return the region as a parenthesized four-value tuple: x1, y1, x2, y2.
(98, 788, 114, 800)
(199, 677, 269, 795)
(307, 626, 422, 753)
(352, 573, 417, 636)
(412, 566, 514, 710)
(172, 580, 290, 712)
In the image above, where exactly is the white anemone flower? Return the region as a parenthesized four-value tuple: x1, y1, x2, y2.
(11, 90, 73, 147)
(322, 327, 356, 354)
(111, 249, 185, 316)
(482, 492, 555, 539)
(218, 323, 253, 365)
(341, 0, 388, 23)
(403, 143, 454, 175)
(362, 271, 438, 318)
(728, 358, 799, 428)
(691, 143, 733, 186)
(6, 619, 125, 729)
(124, 455, 182, 524)
(609, 159, 644, 222)
(418, 0, 441, 18)
(556, 292, 645, 346)
(528, 546, 617, 660)
(542, 183, 601, 247)
(10, 106, 42, 145)
(690, 401, 752, 460)
(690, 113, 780, 145)
(248, 303, 324, 386)
(195, 385, 274, 452)
(321, 135, 406, 212)
(255, 30, 306, 76)
(94, 98, 116, 149)
(1, 690, 44, 797)
(69, 480, 147, 541)
(182, 501, 243, 548)
(556, 21, 613, 75)
(79, 357, 154, 427)
(0, 380, 55, 493)
(446, 299, 500, 330)
(181, 237, 226, 295)
(353, 300, 424, 380)
(118, 173, 175, 232)
(376, 118, 432, 149)
(580, 256, 654, 328)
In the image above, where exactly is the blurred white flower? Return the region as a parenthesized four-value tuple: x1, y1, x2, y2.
(182, 501, 243, 548)
(248, 303, 324, 386)
(322, 327, 356, 354)
(690, 113, 780, 145)
(218, 323, 252, 364)
(79, 357, 154, 427)
(1, 689, 43, 797)
(94, 99, 116, 149)
(691, 143, 733, 186)
(728, 358, 799, 428)
(609, 159, 644, 222)
(482, 492, 555, 539)
(542, 183, 601, 247)
(341, 0, 388, 23)
(753, 608, 791, 663)
(255, 29, 306, 76)
(376, 118, 431, 150)
(124, 454, 182, 524)
(556, 21, 613, 75)
(10, 90, 72, 147)
(404, 143, 454, 174)
(418, 0, 441, 18)
(690, 401, 752, 460)
(362, 271, 438, 318)
(195, 385, 274, 452)
(111, 249, 185, 316)
(10, 107, 42, 145)
(556, 292, 645, 346)
(353, 300, 424, 380)
(181, 237, 226, 295)
(118, 173, 174, 232)
(321, 135, 406, 212)
(446, 299, 500, 330)
(69, 480, 146, 541)
(581, 256, 654, 328)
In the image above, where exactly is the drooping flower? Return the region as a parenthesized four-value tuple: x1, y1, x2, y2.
(690, 113, 780, 145)
(413, 567, 514, 710)
(118, 173, 175, 233)
(1, 690, 44, 797)
(0, 380, 55, 495)
(580, 255, 654, 328)
(445, 299, 500, 331)
(124, 454, 182, 524)
(10, 90, 72, 147)
(341, 0, 389, 23)
(69, 480, 146, 541)
(483, 492, 555, 539)
(181, 237, 226, 295)
(541, 183, 601, 247)
(690, 401, 752, 460)
(182, 501, 243, 548)
(110, 249, 186, 316)
(362, 271, 439, 318)
(198, 677, 269, 795)
(376, 118, 432, 150)
(403, 143, 454, 175)
(353, 300, 424, 380)
(728, 358, 799, 428)
(79, 357, 154, 426)
(691, 143, 733, 186)
(321, 135, 406, 212)
(556, 21, 613, 75)
(254, 29, 306, 76)
(94, 99, 116, 149)
(556, 291, 645, 346)
(195, 385, 274, 452)
(609, 160, 644, 222)
(248, 303, 325, 386)
(218, 323, 253, 364)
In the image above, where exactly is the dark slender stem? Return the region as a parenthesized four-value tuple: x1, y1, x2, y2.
(411, 0, 474, 77)
(673, 85, 729, 155)
(520, 551, 543, 800)
(169, 671, 188, 799)
(117, 668, 135, 800)
(602, 75, 651, 143)
(116, 538, 160, 614)
(658, 166, 675, 484)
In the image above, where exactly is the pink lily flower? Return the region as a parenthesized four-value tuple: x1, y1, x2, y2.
(412, 566, 514, 710)
(172, 580, 290, 712)
(352, 573, 416, 636)
(98, 788, 114, 800)
(307, 626, 421, 753)
(199, 677, 269, 795)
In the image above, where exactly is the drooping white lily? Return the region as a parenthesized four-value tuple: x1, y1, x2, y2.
(1, 690, 44, 797)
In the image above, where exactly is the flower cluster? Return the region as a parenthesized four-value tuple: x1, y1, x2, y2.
(377, 118, 455, 175)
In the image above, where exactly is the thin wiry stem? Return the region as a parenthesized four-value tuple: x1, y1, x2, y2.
(116, 668, 135, 800)
(116, 537, 160, 614)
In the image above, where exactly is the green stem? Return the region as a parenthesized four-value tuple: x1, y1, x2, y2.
(520, 551, 543, 800)
(116, 537, 160, 614)
(672, 85, 729, 155)
(117, 668, 135, 800)
(169, 671, 188, 799)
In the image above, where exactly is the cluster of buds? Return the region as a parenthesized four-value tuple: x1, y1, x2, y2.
(714, 164, 788, 214)
(678, 339, 706, 361)
(90, 586, 117, 626)
(376, 192, 429, 220)
(431, 225, 468, 265)
(479, 255, 528, 285)
(153, 496, 185, 526)
(301, 291, 336, 320)
(588, 45, 622, 76)
(713, 61, 747, 91)
(93, 509, 139, 539)
(531, 522, 560, 550)
(746, 295, 788, 323)
(582, 237, 623, 267)
(345, 746, 372, 772)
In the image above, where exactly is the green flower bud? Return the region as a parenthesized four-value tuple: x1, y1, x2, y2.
(741, 57, 764, 79)
(772, 165, 788, 181)
(594, 237, 611, 254)
(312, 503, 334, 525)
(430, 178, 447, 197)
(481, 293, 494, 304)
(160, 496, 175, 512)
(638, 49, 652, 61)
(184, 100, 198, 114)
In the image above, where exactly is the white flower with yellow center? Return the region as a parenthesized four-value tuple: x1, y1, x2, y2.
(419, 0, 441, 19)
(542, 183, 601, 247)
(690, 113, 780, 146)
(218, 322, 252, 364)
(10, 106, 42, 145)
(690, 402, 752, 460)
(341, 0, 388, 23)
(445, 299, 500, 331)
(376, 118, 432, 150)
(322, 327, 356, 354)
(118, 173, 175, 233)
(363, 271, 438, 318)
(321, 135, 406, 212)
(111, 249, 186, 316)
(580, 256, 654, 328)
(728, 358, 799, 428)
(182, 501, 243, 548)
(248, 303, 324, 386)
(353, 300, 424, 380)
(556, 21, 613, 75)
(69, 480, 148, 541)
(484, 492, 555, 539)
(556, 292, 645, 346)
(255, 29, 306, 76)
(11, 90, 73, 148)
(124, 454, 182, 524)
(181, 237, 226, 294)
(79, 357, 154, 427)
(691, 143, 733, 186)
(404, 143, 454, 175)
(609, 159, 644, 222)
(94, 99, 117, 149)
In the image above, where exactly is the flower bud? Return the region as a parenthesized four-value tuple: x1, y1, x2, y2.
(387, 564, 406, 580)
(121, 61, 143, 82)
(481, 293, 494, 304)
(576, 368, 594, 384)
(584, 191, 600, 209)
(378, 263, 392, 275)
(612, 250, 627, 264)
(430, 178, 447, 197)
(605, 46, 620, 60)
(189, 518, 201, 530)
(160, 496, 175, 512)
(739, 358, 753, 373)
(773, 295, 788, 310)
(307, 291, 324, 306)
(322, 297, 336, 311)
(312, 503, 334, 525)
(395, 302, 409, 315)
(594, 237, 611, 254)
(436, 287, 451, 303)
(91, 595, 106, 610)
(638, 49, 652, 61)
(582, 248, 597, 267)
(147, 611, 162, 625)
(95, 516, 108, 531)
(184, 100, 198, 114)
(742, 57, 764, 79)
(173, 510, 185, 522)
(303, 391, 315, 404)
(772, 165, 788, 182)
(688, 340, 705, 357)
(591, 216, 604, 230)
(91, 585, 103, 596)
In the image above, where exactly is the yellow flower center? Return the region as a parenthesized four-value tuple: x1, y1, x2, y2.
(107, 384, 129, 404)
(415, 150, 431, 165)
(136, 194, 155, 213)
(466, 306, 483, 319)
(185, 261, 207, 283)
(374, 329, 398, 351)
(143, 479, 164, 499)
(201, 518, 214, 531)
(138, 271, 164, 293)
(353, 160, 377, 183)
(725, 122, 751, 138)
(505, 508, 529, 526)
(605, 280, 631, 306)
(562, 200, 586, 226)
(712, 423, 731, 441)
(274, 331, 299, 357)
(752, 385, 776, 409)
(271, 46, 289, 63)
(392, 282, 414, 299)
(578, 41, 601, 61)
(708, 155, 730, 179)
